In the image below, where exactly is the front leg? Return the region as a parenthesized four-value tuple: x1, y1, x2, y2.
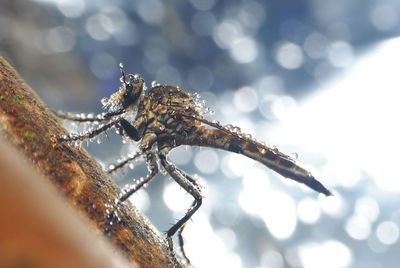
(58, 119, 121, 142)
(54, 109, 125, 122)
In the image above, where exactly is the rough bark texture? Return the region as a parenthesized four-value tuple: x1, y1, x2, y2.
(0, 56, 180, 268)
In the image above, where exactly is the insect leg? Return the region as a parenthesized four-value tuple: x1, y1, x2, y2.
(119, 118, 142, 141)
(177, 210, 193, 264)
(158, 151, 202, 264)
(58, 119, 121, 142)
(105, 152, 159, 233)
(169, 166, 201, 264)
(106, 151, 143, 174)
(54, 109, 125, 122)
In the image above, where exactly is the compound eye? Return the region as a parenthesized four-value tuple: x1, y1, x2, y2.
(122, 74, 144, 107)
(125, 83, 133, 94)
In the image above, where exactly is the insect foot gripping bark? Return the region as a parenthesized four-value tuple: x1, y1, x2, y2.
(56, 63, 332, 266)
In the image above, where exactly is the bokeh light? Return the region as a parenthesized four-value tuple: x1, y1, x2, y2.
(376, 221, 399, 245)
(275, 42, 304, 70)
(298, 240, 352, 268)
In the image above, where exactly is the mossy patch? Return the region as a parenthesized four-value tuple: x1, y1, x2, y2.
(23, 130, 35, 142)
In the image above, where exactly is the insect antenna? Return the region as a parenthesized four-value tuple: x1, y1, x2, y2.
(179, 114, 332, 196)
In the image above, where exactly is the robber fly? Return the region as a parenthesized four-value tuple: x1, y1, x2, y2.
(56, 63, 331, 265)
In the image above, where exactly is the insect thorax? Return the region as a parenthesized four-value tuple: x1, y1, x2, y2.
(141, 85, 203, 135)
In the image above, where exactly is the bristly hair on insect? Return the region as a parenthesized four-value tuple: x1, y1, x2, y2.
(56, 63, 332, 266)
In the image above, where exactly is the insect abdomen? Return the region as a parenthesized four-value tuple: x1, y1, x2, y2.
(185, 127, 332, 196)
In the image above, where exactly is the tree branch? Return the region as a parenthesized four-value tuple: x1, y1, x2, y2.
(0, 56, 181, 268)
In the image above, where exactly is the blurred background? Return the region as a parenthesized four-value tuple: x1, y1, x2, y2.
(1, 0, 400, 267)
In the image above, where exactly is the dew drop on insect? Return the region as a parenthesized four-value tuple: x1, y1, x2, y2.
(108, 164, 115, 170)
(101, 98, 108, 106)
(225, 124, 233, 130)
(119, 62, 124, 69)
(291, 152, 299, 160)
(261, 141, 267, 146)
(97, 138, 102, 144)
(211, 119, 220, 126)
(129, 163, 135, 169)
(244, 133, 252, 139)
(232, 126, 242, 134)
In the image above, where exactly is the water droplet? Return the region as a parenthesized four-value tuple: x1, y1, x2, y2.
(291, 152, 299, 160)
(232, 126, 241, 134)
(101, 98, 108, 106)
(225, 124, 234, 130)
(151, 80, 161, 87)
(108, 164, 115, 170)
(119, 62, 124, 69)
(244, 133, 252, 139)
(260, 141, 267, 146)
(129, 163, 135, 169)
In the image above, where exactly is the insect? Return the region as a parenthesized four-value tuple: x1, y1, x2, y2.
(56, 63, 331, 265)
